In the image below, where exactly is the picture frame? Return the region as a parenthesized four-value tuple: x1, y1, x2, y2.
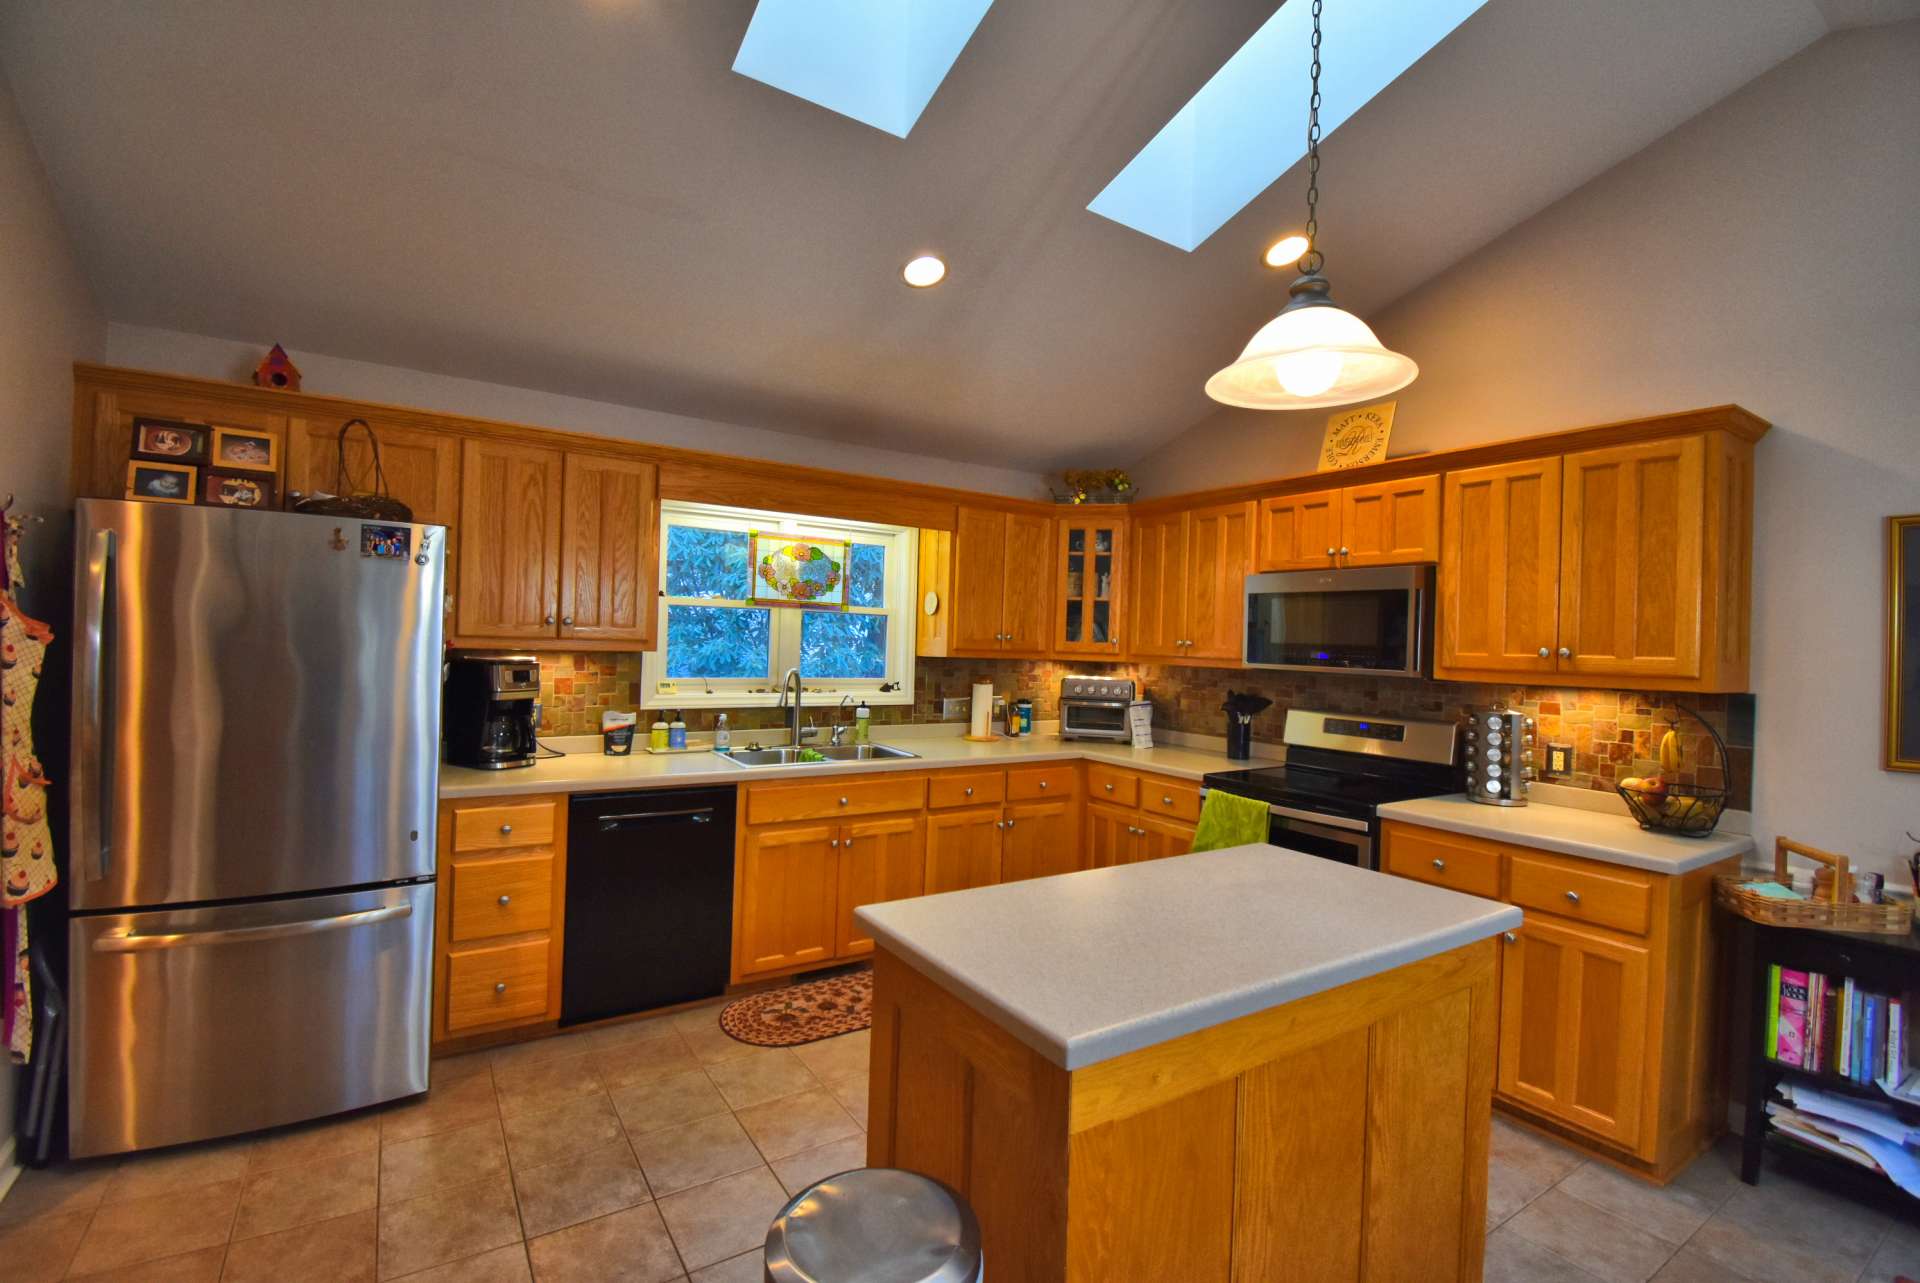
(211, 426, 280, 472)
(1887, 514, 1920, 772)
(131, 416, 209, 464)
(201, 470, 277, 510)
(126, 460, 198, 504)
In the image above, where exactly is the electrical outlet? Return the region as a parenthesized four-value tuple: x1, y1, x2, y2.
(1544, 743, 1574, 778)
(941, 697, 970, 720)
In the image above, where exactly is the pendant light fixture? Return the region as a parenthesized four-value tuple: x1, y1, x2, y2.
(1206, 0, 1417, 410)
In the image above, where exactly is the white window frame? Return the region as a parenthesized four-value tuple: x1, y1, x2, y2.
(641, 500, 918, 709)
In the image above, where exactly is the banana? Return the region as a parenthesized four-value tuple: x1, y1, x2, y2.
(1658, 729, 1683, 775)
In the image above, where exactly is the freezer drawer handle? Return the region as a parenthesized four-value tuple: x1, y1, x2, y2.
(596, 808, 715, 831)
(92, 903, 414, 953)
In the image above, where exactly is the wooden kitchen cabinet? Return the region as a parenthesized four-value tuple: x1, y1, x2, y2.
(834, 815, 926, 958)
(1085, 769, 1200, 867)
(1001, 797, 1079, 882)
(1256, 476, 1439, 572)
(1130, 500, 1254, 662)
(286, 413, 463, 531)
(1137, 813, 1199, 862)
(559, 452, 660, 647)
(1128, 509, 1187, 659)
(434, 793, 568, 1044)
(951, 506, 1054, 656)
(738, 822, 843, 976)
(1055, 515, 1126, 655)
(1086, 801, 1136, 869)
(1255, 488, 1341, 571)
(1438, 456, 1562, 676)
(1498, 917, 1651, 1150)
(925, 807, 1004, 895)
(456, 438, 565, 641)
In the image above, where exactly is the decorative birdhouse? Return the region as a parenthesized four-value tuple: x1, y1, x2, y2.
(253, 343, 302, 391)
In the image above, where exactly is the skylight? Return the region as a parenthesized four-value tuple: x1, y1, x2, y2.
(1088, 0, 1489, 251)
(732, 0, 996, 139)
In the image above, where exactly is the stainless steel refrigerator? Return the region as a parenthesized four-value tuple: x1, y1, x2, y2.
(67, 500, 445, 1157)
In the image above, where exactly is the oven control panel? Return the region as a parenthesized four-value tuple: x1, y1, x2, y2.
(1060, 675, 1136, 702)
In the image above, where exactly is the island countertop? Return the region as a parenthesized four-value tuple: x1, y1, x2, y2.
(856, 844, 1522, 1070)
(1376, 794, 1754, 874)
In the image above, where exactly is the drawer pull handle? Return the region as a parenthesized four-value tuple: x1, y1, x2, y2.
(497, 894, 511, 907)
(1432, 858, 1446, 871)
(964, 786, 973, 797)
(1565, 890, 1581, 905)
(494, 982, 507, 995)
(1504, 931, 1517, 944)
(499, 823, 513, 836)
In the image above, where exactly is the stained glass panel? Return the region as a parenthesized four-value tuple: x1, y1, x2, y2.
(751, 535, 849, 608)
(665, 605, 771, 678)
(665, 527, 751, 599)
(800, 613, 888, 679)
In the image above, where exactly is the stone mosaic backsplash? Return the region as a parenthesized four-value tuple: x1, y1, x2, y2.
(529, 651, 1754, 810)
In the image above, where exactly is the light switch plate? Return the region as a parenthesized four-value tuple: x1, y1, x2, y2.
(941, 697, 970, 720)
(1545, 743, 1574, 777)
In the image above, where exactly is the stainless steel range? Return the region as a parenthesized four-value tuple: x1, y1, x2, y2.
(1201, 709, 1460, 869)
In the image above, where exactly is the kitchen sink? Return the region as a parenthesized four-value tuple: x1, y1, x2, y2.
(713, 743, 920, 768)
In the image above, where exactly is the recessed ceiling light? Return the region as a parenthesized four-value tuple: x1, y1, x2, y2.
(1264, 234, 1310, 268)
(903, 255, 947, 288)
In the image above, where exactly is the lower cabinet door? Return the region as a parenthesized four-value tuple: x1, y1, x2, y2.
(1001, 798, 1080, 881)
(925, 807, 1004, 895)
(835, 815, 927, 958)
(1137, 814, 1197, 862)
(1086, 801, 1136, 869)
(1497, 917, 1651, 1149)
(739, 823, 841, 977)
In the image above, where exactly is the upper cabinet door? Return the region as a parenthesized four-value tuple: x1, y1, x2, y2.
(1184, 501, 1255, 660)
(1128, 510, 1187, 659)
(456, 439, 564, 640)
(999, 510, 1055, 656)
(1339, 474, 1440, 567)
(1558, 438, 1705, 680)
(1438, 458, 1562, 675)
(560, 453, 660, 648)
(1055, 518, 1126, 655)
(1255, 489, 1340, 571)
(951, 506, 1009, 652)
(286, 415, 462, 531)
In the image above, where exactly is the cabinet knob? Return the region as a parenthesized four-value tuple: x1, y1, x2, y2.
(1326, 547, 1337, 558)
(1537, 647, 1550, 658)
(964, 786, 973, 797)
(1338, 546, 1350, 556)
(1039, 780, 1049, 790)
(499, 823, 513, 835)
(1104, 783, 1115, 792)
(494, 982, 507, 995)
(995, 820, 1006, 830)
(1558, 647, 1572, 659)
(545, 613, 555, 626)
(1503, 932, 1517, 944)
(1006, 819, 1016, 829)
(830, 838, 840, 848)
(839, 797, 849, 806)
(1432, 858, 1446, 871)
(498, 894, 511, 907)
(1564, 890, 1581, 905)
(562, 615, 573, 627)
(1162, 795, 1173, 806)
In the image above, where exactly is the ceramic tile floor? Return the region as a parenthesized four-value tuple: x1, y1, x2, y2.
(6, 1000, 1917, 1282)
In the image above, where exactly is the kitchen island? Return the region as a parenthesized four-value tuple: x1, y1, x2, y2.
(856, 845, 1523, 1283)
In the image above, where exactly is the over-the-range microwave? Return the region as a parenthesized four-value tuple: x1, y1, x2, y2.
(1242, 565, 1434, 678)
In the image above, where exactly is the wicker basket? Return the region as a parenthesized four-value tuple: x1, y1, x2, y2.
(1714, 838, 1910, 933)
(288, 418, 414, 522)
(1615, 703, 1730, 837)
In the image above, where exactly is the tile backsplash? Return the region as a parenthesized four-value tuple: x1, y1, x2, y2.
(531, 651, 1753, 810)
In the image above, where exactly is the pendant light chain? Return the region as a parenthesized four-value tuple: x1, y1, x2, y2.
(1300, 0, 1325, 276)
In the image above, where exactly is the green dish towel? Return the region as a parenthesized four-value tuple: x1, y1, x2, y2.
(1190, 789, 1271, 854)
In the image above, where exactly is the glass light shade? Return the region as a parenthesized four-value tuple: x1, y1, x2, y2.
(1206, 301, 1418, 410)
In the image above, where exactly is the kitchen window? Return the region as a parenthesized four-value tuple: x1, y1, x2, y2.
(642, 501, 917, 707)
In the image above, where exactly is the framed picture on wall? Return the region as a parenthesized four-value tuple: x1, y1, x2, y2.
(202, 470, 276, 509)
(211, 426, 279, 472)
(126, 460, 197, 504)
(1889, 514, 1920, 772)
(131, 416, 209, 463)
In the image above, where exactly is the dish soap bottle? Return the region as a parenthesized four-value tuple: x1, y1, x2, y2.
(714, 712, 731, 753)
(854, 702, 871, 745)
(649, 714, 669, 752)
(668, 710, 688, 750)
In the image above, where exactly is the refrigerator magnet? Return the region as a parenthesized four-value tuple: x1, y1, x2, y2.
(360, 524, 411, 559)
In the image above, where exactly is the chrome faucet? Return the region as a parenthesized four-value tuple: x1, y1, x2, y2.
(830, 695, 854, 747)
(778, 668, 817, 746)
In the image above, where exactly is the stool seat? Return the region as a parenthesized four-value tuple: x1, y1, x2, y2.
(763, 1167, 983, 1283)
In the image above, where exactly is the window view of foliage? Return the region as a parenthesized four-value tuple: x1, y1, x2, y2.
(665, 605, 770, 678)
(848, 544, 885, 608)
(800, 613, 888, 679)
(664, 527, 750, 598)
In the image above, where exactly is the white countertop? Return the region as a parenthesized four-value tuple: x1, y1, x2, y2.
(855, 845, 1521, 1070)
(439, 730, 1279, 798)
(1376, 795, 1753, 874)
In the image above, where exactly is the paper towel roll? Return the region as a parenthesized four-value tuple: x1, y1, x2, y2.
(970, 682, 993, 738)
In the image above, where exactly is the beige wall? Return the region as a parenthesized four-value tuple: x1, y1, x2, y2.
(104, 324, 1049, 501)
(1133, 23, 1920, 878)
(0, 70, 105, 1171)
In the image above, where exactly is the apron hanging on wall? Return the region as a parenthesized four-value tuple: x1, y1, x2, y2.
(1, 497, 56, 1064)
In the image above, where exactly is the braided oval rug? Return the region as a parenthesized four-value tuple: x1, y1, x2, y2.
(719, 966, 872, 1048)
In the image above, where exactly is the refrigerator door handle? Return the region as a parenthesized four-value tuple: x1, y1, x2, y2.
(76, 526, 114, 882)
(91, 902, 413, 953)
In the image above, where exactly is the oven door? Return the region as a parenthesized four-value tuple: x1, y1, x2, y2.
(1264, 804, 1376, 869)
(1243, 566, 1431, 677)
(1061, 699, 1131, 739)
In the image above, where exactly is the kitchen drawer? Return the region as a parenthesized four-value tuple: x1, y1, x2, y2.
(1508, 851, 1653, 936)
(746, 774, 929, 825)
(929, 769, 1005, 810)
(1087, 764, 1139, 807)
(446, 938, 551, 1032)
(1007, 763, 1076, 801)
(1382, 826, 1502, 899)
(452, 798, 559, 853)
(449, 854, 553, 942)
(1139, 776, 1202, 823)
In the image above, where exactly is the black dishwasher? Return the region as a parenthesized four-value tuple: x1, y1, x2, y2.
(561, 788, 736, 1026)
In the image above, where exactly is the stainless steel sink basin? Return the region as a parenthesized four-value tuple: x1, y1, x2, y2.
(713, 743, 920, 768)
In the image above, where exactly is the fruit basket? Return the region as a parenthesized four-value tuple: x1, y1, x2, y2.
(1615, 704, 1730, 837)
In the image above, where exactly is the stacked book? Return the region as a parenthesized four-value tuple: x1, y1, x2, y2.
(1765, 966, 1908, 1087)
(1766, 1082, 1920, 1195)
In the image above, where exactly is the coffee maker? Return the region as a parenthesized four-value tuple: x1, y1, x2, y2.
(445, 655, 540, 769)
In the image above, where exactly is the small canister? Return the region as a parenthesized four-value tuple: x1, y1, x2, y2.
(1014, 698, 1033, 736)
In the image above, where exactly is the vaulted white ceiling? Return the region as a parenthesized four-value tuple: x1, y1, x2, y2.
(0, 1, 1892, 473)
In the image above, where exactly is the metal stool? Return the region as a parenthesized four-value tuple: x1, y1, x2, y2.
(764, 1167, 984, 1283)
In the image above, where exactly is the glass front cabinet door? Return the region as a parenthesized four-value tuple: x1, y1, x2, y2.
(1055, 515, 1126, 655)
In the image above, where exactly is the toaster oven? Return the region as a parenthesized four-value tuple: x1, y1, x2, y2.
(1059, 675, 1137, 741)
